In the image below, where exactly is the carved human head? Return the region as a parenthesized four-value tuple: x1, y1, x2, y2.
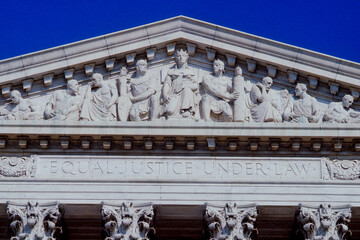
(213, 59, 225, 75)
(67, 79, 79, 94)
(10, 90, 21, 104)
(175, 49, 189, 65)
(136, 59, 148, 75)
(92, 73, 103, 87)
(262, 76, 273, 91)
(295, 83, 307, 97)
(342, 94, 354, 108)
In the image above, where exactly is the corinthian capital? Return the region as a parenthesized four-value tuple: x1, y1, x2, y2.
(7, 201, 62, 240)
(296, 203, 352, 240)
(205, 203, 258, 240)
(101, 202, 154, 240)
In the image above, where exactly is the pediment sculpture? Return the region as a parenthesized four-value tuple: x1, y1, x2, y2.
(1, 49, 360, 124)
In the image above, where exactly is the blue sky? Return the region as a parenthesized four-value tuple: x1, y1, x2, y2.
(1, 0, 360, 62)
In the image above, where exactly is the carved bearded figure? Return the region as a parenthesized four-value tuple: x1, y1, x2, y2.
(248, 76, 283, 122)
(129, 59, 159, 121)
(162, 49, 200, 120)
(80, 73, 118, 121)
(44, 79, 82, 121)
(323, 94, 360, 123)
(0, 90, 37, 120)
(283, 83, 321, 123)
(201, 59, 239, 121)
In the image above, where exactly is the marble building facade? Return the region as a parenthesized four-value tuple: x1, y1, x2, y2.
(0, 16, 359, 239)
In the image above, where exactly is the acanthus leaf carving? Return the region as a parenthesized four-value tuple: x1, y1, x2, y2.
(0, 155, 36, 178)
(296, 204, 352, 240)
(7, 201, 62, 240)
(101, 202, 155, 240)
(205, 203, 258, 240)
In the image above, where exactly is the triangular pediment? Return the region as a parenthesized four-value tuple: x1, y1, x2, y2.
(0, 16, 359, 139)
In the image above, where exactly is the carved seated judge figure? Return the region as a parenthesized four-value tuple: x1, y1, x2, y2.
(162, 49, 200, 120)
(283, 83, 321, 123)
(44, 79, 82, 121)
(80, 73, 118, 121)
(323, 94, 360, 123)
(201, 59, 239, 121)
(248, 76, 283, 122)
(129, 59, 159, 121)
(0, 90, 37, 120)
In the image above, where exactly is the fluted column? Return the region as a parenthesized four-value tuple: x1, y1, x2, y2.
(7, 201, 62, 240)
(205, 203, 258, 240)
(296, 203, 352, 240)
(101, 202, 154, 240)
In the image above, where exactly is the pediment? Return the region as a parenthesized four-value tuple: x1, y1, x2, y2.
(0, 16, 359, 152)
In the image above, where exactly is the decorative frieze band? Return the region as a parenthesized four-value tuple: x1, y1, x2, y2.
(0, 48, 359, 125)
(0, 135, 359, 153)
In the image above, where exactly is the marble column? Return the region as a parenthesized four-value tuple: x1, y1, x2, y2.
(296, 203, 352, 240)
(101, 202, 154, 240)
(7, 201, 62, 240)
(204, 203, 258, 240)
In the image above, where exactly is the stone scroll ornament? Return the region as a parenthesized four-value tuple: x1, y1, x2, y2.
(296, 204, 352, 240)
(0, 155, 36, 178)
(101, 202, 155, 240)
(205, 203, 258, 240)
(322, 158, 360, 180)
(7, 201, 62, 240)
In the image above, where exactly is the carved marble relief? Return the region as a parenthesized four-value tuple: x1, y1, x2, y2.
(44, 79, 82, 121)
(323, 95, 360, 123)
(296, 204, 352, 240)
(80, 73, 118, 121)
(7, 201, 62, 240)
(101, 202, 155, 240)
(162, 49, 200, 120)
(283, 83, 321, 123)
(205, 203, 258, 240)
(201, 59, 239, 122)
(128, 59, 160, 121)
(322, 158, 360, 180)
(2, 49, 360, 123)
(0, 155, 36, 178)
(0, 90, 38, 120)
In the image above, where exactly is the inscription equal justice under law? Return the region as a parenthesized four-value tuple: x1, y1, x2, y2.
(38, 156, 321, 182)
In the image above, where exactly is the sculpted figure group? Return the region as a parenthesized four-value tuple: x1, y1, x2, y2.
(1, 49, 359, 123)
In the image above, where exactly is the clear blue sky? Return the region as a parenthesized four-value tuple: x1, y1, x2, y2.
(1, 0, 360, 62)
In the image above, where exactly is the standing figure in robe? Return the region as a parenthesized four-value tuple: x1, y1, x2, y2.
(248, 76, 283, 122)
(323, 94, 360, 123)
(162, 49, 200, 120)
(129, 59, 159, 121)
(80, 73, 118, 121)
(283, 83, 321, 123)
(0, 90, 37, 120)
(201, 59, 239, 121)
(44, 79, 82, 121)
